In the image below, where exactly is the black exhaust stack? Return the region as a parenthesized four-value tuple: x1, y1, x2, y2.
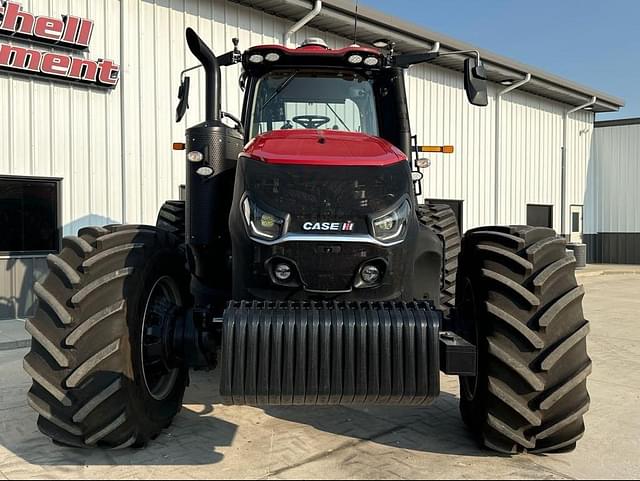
(183, 28, 244, 313)
(185, 28, 222, 122)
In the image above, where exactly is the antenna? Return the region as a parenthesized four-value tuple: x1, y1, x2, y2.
(353, 0, 359, 45)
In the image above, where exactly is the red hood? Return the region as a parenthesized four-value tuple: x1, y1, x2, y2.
(242, 130, 407, 167)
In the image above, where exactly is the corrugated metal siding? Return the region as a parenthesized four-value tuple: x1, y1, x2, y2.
(498, 91, 563, 229)
(566, 109, 594, 222)
(407, 65, 593, 233)
(406, 63, 496, 231)
(584, 122, 638, 264)
(499, 95, 593, 233)
(0, 0, 597, 317)
(0, 0, 123, 235)
(587, 124, 640, 235)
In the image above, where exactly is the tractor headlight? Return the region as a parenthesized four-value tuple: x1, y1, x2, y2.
(265, 52, 281, 62)
(242, 197, 285, 241)
(371, 200, 411, 242)
(364, 56, 380, 67)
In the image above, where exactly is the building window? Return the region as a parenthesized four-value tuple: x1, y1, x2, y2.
(0, 176, 61, 255)
(427, 199, 464, 233)
(527, 204, 553, 228)
(572, 213, 580, 231)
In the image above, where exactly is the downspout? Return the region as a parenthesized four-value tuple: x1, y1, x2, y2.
(562, 96, 596, 236)
(494, 73, 531, 224)
(284, 1, 323, 46)
(120, 0, 127, 224)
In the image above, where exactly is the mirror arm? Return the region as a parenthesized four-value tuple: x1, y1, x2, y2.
(218, 39, 242, 67)
(392, 48, 483, 70)
(392, 51, 440, 68)
(181, 65, 202, 82)
(181, 45, 241, 76)
(217, 50, 242, 67)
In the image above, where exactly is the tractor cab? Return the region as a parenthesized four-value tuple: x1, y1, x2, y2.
(240, 40, 385, 142)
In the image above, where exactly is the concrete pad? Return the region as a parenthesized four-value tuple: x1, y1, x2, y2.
(577, 264, 640, 278)
(0, 321, 29, 352)
(0, 275, 638, 479)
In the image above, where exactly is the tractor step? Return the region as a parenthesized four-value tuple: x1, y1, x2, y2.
(220, 301, 442, 406)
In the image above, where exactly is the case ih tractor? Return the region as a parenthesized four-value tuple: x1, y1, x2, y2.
(25, 27, 591, 455)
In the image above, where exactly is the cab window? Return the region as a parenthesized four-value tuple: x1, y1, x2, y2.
(250, 70, 379, 138)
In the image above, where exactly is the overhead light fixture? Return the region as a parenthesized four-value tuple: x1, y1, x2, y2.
(500, 79, 516, 86)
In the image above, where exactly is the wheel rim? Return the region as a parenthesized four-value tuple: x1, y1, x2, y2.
(141, 276, 182, 401)
(460, 277, 480, 401)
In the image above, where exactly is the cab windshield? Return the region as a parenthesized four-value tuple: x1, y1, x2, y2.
(250, 70, 379, 139)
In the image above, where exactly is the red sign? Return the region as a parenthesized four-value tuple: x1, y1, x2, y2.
(0, 1, 120, 88)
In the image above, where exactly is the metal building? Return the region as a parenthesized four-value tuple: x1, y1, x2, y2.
(0, 0, 625, 320)
(586, 118, 640, 264)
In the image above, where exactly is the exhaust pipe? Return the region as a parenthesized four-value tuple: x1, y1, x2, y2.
(186, 27, 221, 122)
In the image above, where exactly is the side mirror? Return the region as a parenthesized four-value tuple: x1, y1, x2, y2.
(176, 76, 191, 123)
(464, 58, 488, 107)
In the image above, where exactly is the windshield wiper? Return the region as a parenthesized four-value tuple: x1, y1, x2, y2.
(260, 72, 298, 112)
(325, 103, 351, 132)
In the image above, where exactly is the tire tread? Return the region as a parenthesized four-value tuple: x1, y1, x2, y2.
(417, 203, 461, 312)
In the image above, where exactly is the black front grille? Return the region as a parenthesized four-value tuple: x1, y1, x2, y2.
(245, 159, 411, 234)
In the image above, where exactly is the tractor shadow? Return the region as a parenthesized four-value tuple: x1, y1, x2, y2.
(1, 362, 497, 469)
(193, 370, 497, 459)
(261, 390, 495, 458)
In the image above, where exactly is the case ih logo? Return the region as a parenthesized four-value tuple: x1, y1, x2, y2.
(303, 221, 355, 232)
(0, 1, 119, 88)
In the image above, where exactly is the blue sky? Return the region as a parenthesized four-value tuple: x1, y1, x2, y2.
(362, 0, 638, 120)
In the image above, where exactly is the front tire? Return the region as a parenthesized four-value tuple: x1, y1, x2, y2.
(24, 225, 189, 448)
(457, 226, 591, 454)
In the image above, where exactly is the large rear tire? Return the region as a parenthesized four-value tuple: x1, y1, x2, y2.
(24, 225, 189, 448)
(417, 203, 461, 312)
(457, 226, 591, 454)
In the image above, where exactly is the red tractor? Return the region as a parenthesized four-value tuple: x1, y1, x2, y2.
(25, 28, 591, 455)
